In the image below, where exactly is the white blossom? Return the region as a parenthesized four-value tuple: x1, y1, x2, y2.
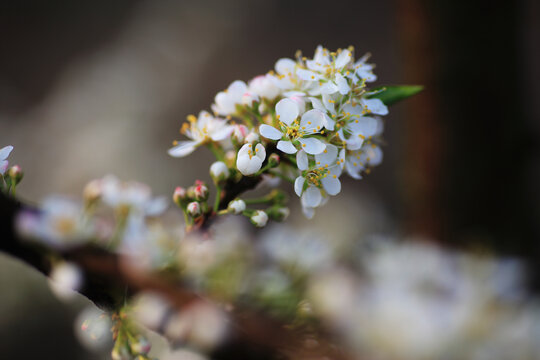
(212, 80, 248, 115)
(168, 111, 233, 158)
(259, 98, 326, 155)
(248, 74, 280, 100)
(236, 143, 266, 175)
(210, 161, 230, 181)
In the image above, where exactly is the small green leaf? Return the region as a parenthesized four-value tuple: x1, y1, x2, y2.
(368, 85, 423, 106)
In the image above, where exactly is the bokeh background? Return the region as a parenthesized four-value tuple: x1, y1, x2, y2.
(0, 0, 539, 359)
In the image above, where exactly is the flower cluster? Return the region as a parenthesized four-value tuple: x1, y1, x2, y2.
(0, 145, 23, 196)
(169, 45, 388, 220)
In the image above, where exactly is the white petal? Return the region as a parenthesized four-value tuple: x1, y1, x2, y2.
(302, 205, 315, 219)
(254, 143, 266, 160)
(349, 116, 378, 137)
(168, 141, 199, 157)
(145, 196, 168, 216)
(275, 98, 299, 126)
(315, 144, 338, 166)
(0, 145, 13, 161)
(228, 80, 248, 97)
(335, 49, 351, 69)
(322, 94, 336, 114)
(298, 138, 325, 155)
(210, 125, 234, 141)
(259, 124, 283, 140)
(346, 161, 363, 179)
(319, 82, 339, 95)
(338, 149, 346, 170)
(296, 150, 308, 170)
(296, 69, 322, 81)
(362, 98, 388, 115)
(323, 114, 335, 130)
(277, 140, 297, 154)
(300, 109, 325, 133)
(321, 176, 341, 196)
(294, 176, 305, 197)
(309, 97, 325, 112)
(0, 160, 8, 175)
(275, 58, 296, 75)
(335, 73, 350, 95)
(302, 186, 322, 207)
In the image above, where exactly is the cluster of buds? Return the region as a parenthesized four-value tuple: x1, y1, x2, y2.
(173, 180, 211, 226)
(111, 310, 152, 360)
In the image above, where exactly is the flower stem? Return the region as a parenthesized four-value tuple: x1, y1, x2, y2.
(213, 186, 222, 213)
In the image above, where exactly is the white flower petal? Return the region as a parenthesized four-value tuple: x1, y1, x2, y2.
(275, 58, 296, 75)
(168, 141, 199, 157)
(275, 98, 299, 126)
(0, 160, 8, 175)
(298, 138, 325, 155)
(335, 73, 351, 95)
(228, 80, 248, 97)
(361, 98, 388, 115)
(277, 140, 297, 154)
(315, 144, 338, 166)
(302, 186, 322, 207)
(335, 49, 351, 69)
(346, 161, 363, 179)
(297, 69, 322, 81)
(294, 176, 305, 197)
(254, 143, 266, 160)
(0, 145, 13, 161)
(319, 82, 339, 95)
(323, 114, 335, 130)
(296, 150, 308, 171)
(259, 124, 283, 140)
(300, 109, 325, 133)
(309, 97, 325, 112)
(302, 205, 315, 219)
(321, 176, 341, 196)
(322, 94, 336, 114)
(349, 116, 378, 137)
(210, 125, 234, 141)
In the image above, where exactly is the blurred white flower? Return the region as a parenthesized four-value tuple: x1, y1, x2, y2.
(168, 111, 233, 157)
(227, 199, 246, 214)
(49, 262, 83, 300)
(248, 74, 280, 100)
(212, 80, 248, 115)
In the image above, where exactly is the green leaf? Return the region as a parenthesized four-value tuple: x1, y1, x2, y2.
(367, 85, 423, 106)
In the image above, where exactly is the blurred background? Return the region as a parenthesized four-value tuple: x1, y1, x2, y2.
(0, 0, 539, 359)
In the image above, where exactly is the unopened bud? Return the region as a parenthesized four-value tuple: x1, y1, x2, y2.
(244, 131, 259, 144)
(250, 210, 268, 227)
(192, 181, 209, 201)
(83, 179, 102, 204)
(267, 206, 290, 222)
(210, 161, 230, 184)
(187, 202, 202, 217)
(232, 125, 248, 143)
(7, 165, 23, 184)
(173, 186, 187, 206)
(227, 199, 246, 214)
(241, 92, 260, 107)
(268, 153, 280, 168)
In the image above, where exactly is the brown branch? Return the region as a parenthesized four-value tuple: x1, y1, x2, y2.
(0, 192, 350, 360)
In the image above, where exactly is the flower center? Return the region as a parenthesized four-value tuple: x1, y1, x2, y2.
(306, 168, 329, 187)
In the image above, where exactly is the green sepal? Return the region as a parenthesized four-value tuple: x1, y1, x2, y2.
(367, 85, 423, 106)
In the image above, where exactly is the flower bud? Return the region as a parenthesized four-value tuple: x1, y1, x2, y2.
(244, 131, 259, 144)
(173, 186, 187, 206)
(268, 153, 280, 168)
(241, 92, 260, 107)
(210, 161, 230, 184)
(187, 202, 202, 217)
(232, 125, 248, 143)
(7, 165, 23, 184)
(227, 199, 246, 214)
(193, 181, 209, 201)
(267, 206, 290, 222)
(83, 179, 102, 205)
(250, 210, 268, 227)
